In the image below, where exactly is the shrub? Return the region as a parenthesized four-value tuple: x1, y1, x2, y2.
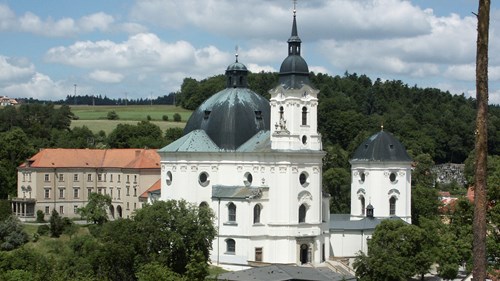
(49, 209, 64, 238)
(147, 115, 152, 121)
(107, 111, 119, 120)
(173, 113, 181, 122)
(162, 115, 169, 121)
(36, 210, 44, 223)
(37, 225, 49, 236)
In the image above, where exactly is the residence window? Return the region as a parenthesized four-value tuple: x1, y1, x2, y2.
(44, 174, 50, 182)
(299, 204, 307, 223)
(126, 202, 130, 210)
(117, 188, 121, 199)
(226, 239, 235, 254)
(44, 189, 50, 199)
(134, 175, 137, 183)
(228, 203, 236, 222)
(59, 188, 65, 199)
(389, 197, 396, 216)
(97, 174, 102, 181)
(134, 187, 137, 197)
(127, 175, 130, 183)
(59, 174, 64, 182)
(134, 202, 136, 210)
(302, 107, 307, 125)
(73, 188, 79, 198)
(87, 188, 92, 197)
(59, 206, 64, 214)
(253, 204, 261, 224)
(255, 247, 263, 262)
(74, 205, 78, 214)
(118, 175, 121, 182)
(110, 174, 113, 182)
(98, 188, 102, 194)
(87, 174, 92, 182)
(45, 206, 50, 215)
(110, 188, 113, 199)
(126, 186, 130, 196)
(73, 174, 79, 181)
(22, 173, 26, 182)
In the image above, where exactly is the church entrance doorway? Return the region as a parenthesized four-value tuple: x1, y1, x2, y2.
(300, 244, 309, 264)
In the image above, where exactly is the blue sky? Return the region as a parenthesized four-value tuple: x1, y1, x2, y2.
(1, 0, 499, 104)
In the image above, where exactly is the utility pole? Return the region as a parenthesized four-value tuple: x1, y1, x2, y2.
(74, 84, 77, 105)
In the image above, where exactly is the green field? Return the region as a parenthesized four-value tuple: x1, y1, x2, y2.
(69, 105, 191, 134)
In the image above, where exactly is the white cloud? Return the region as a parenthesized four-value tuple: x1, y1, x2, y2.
(78, 12, 114, 33)
(89, 70, 124, 83)
(1, 73, 66, 100)
(0, 4, 16, 30)
(0, 56, 35, 82)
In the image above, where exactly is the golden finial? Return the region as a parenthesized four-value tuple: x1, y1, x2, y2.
(293, 0, 297, 15)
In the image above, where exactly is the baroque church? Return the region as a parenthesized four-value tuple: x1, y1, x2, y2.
(158, 7, 412, 268)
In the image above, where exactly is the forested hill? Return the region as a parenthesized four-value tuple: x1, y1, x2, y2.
(175, 71, 500, 164)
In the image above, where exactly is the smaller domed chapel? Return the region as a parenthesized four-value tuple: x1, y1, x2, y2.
(158, 7, 412, 267)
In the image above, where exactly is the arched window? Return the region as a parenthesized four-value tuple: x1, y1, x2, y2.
(298, 204, 307, 223)
(228, 203, 236, 222)
(360, 196, 365, 216)
(279, 106, 284, 120)
(302, 107, 307, 125)
(389, 197, 396, 216)
(226, 239, 235, 254)
(253, 204, 261, 224)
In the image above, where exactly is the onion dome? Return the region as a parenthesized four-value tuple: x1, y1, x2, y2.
(278, 8, 311, 89)
(183, 56, 270, 150)
(351, 129, 412, 162)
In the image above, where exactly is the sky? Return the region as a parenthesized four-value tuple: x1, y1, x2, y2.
(1, 0, 500, 105)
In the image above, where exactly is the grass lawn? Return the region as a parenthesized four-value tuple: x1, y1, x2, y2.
(71, 120, 186, 135)
(69, 105, 191, 134)
(70, 105, 192, 121)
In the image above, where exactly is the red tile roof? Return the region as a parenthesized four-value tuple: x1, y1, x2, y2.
(20, 148, 160, 169)
(140, 179, 161, 199)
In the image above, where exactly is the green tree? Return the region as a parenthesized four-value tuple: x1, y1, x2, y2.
(133, 200, 216, 277)
(136, 262, 186, 281)
(49, 209, 64, 238)
(173, 113, 181, 122)
(35, 210, 44, 223)
(0, 215, 29, 251)
(107, 110, 119, 120)
(77, 193, 111, 225)
(353, 220, 435, 281)
(0, 128, 36, 198)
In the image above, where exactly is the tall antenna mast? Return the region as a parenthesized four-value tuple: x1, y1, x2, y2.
(293, 0, 297, 15)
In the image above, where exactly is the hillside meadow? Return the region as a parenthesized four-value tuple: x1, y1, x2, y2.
(69, 105, 191, 134)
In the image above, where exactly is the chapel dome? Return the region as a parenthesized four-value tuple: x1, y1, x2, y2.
(183, 59, 270, 150)
(351, 130, 412, 162)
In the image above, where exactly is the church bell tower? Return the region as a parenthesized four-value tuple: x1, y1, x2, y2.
(270, 6, 321, 151)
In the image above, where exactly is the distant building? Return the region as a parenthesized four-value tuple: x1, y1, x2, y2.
(0, 96, 18, 106)
(13, 148, 160, 220)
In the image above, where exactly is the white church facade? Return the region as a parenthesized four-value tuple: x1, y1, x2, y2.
(158, 7, 412, 267)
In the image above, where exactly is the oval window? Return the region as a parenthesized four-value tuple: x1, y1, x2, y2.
(302, 135, 307, 144)
(199, 172, 210, 187)
(299, 172, 309, 187)
(244, 172, 253, 186)
(166, 171, 172, 186)
(389, 172, 396, 182)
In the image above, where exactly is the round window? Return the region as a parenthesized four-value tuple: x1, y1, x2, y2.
(389, 172, 397, 182)
(166, 171, 172, 186)
(299, 172, 309, 187)
(199, 172, 210, 187)
(244, 172, 253, 186)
